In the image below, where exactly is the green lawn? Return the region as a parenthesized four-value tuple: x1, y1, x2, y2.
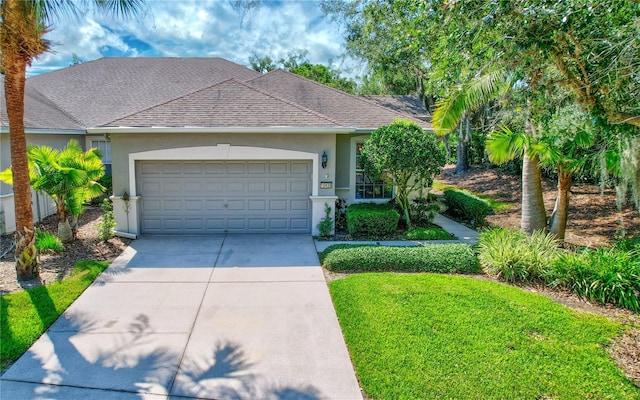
(1, 260, 108, 371)
(330, 273, 638, 400)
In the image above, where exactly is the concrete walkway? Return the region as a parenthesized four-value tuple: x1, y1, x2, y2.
(314, 213, 479, 252)
(1, 235, 363, 400)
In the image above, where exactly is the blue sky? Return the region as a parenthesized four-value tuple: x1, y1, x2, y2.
(29, 0, 356, 77)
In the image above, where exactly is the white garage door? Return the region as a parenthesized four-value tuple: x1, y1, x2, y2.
(138, 160, 312, 234)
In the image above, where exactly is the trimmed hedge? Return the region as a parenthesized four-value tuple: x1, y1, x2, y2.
(443, 188, 491, 227)
(321, 244, 480, 274)
(346, 203, 400, 238)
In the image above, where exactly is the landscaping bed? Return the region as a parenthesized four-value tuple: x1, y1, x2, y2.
(0, 207, 131, 295)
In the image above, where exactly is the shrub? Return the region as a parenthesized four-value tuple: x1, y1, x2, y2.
(335, 198, 347, 232)
(317, 203, 334, 238)
(614, 235, 640, 252)
(410, 196, 440, 227)
(35, 229, 64, 253)
(443, 188, 491, 227)
(97, 198, 116, 241)
(346, 203, 400, 239)
(406, 226, 455, 240)
(550, 248, 640, 312)
(321, 244, 480, 274)
(478, 228, 560, 283)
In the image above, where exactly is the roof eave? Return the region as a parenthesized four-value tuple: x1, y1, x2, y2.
(86, 126, 358, 134)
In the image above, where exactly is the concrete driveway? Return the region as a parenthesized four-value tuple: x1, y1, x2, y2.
(1, 235, 363, 400)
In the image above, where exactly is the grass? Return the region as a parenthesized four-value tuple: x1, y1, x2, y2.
(330, 273, 639, 399)
(432, 179, 511, 211)
(406, 226, 455, 240)
(0, 260, 108, 371)
(35, 229, 64, 253)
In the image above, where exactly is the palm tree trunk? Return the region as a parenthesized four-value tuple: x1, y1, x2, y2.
(55, 200, 73, 243)
(521, 151, 547, 234)
(549, 169, 572, 242)
(3, 34, 38, 279)
(454, 114, 470, 174)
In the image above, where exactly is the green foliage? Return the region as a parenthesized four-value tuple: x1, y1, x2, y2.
(550, 248, 640, 312)
(248, 49, 357, 93)
(97, 198, 116, 242)
(410, 196, 439, 227)
(478, 228, 560, 283)
(406, 226, 455, 241)
(321, 244, 479, 274)
(1, 261, 109, 371)
(334, 198, 347, 232)
(443, 188, 492, 227)
(330, 273, 637, 399)
(35, 229, 64, 253)
(363, 120, 445, 228)
(0, 139, 106, 242)
(346, 203, 399, 239)
(317, 203, 334, 239)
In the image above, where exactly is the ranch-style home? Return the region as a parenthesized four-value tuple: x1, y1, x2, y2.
(0, 58, 432, 237)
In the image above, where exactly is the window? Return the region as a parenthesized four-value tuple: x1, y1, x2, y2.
(91, 140, 112, 175)
(355, 142, 392, 199)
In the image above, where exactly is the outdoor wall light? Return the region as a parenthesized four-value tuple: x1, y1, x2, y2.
(322, 151, 328, 169)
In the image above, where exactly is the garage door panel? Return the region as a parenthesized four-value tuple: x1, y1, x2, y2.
(226, 182, 245, 192)
(269, 181, 288, 193)
(205, 163, 225, 174)
(184, 163, 203, 174)
(139, 160, 311, 234)
(290, 180, 310, 193)
(291, 199, 310, 211)
(269, 163, 287, 174)
(162, 163, 182, 174)
(248, 181, 266, 192)
(248, 163, 267, 174)
(290, 162, 310, 174)
(206, 200, 224, 210)
(226, 163, 245, 174)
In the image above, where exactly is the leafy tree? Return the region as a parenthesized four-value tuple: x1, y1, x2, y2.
(0, 0, 143, 279)
(1, 140, 106, 243)
(248, 54, 276, 73)
(362, 120, 445, 228)
(248, 49, 358, 93)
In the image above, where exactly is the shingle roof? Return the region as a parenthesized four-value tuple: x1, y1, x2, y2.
(247, 70, 432, 130)
(360, 95, 431, 122)
(107, 79, 341, 128)
(2, 58, 433, 131)
(18, 58, 261, 129)
(1, 75, 84, 130)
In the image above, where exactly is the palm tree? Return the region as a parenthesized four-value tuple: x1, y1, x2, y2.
(0, 0, 143, 279)
(433, 71, 548, 234)
(2, 140, 106, 242)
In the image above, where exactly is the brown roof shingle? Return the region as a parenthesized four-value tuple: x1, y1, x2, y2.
(107, 79, 341, 128)
(247, 69, 432, 130)
(21, 57, 261, 129)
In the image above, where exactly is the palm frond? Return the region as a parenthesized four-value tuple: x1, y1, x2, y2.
(486, 126, 526, 165)
(432, 69, 511, 134)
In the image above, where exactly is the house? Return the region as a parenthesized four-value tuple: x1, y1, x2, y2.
(1, 58, 432, 236)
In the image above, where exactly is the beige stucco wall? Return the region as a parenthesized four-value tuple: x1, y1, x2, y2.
(110, 131, 337, 197)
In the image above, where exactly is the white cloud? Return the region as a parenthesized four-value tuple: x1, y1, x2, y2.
(28, 0, 355, 77)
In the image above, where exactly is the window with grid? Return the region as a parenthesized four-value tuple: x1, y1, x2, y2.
(91, 140, 112, 174)
(355, 142, 393, 199)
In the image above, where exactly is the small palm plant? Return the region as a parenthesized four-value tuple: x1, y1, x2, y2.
(1, 140, 106, 242)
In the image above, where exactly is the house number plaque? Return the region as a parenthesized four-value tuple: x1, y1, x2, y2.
(320, 181, 333, 189)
